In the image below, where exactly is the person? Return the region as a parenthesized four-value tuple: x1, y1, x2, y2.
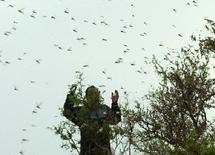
(63, 84, 121, 155)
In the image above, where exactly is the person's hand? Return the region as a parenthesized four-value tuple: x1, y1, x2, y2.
(69, 84, 77, 94)
(111, 90, 119, 104)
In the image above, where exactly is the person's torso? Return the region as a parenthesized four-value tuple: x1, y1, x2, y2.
(78, 104, 112, 155)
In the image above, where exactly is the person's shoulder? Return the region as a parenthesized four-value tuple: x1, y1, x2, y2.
(100, 104, 110, 110)
(73, 105, 83, 111)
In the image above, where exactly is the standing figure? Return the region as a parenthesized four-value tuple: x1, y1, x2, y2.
(63, 84, 121, 155)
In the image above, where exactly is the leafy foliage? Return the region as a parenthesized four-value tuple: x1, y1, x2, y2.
(131, 19, 215, 155)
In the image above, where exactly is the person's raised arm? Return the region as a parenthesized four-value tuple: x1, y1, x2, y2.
(64, 84, 77, 108)
(63, 84, 82, 125)
(110, 90, 121, 125)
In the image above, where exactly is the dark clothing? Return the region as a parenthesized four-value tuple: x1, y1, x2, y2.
(63, 94, 121, 155)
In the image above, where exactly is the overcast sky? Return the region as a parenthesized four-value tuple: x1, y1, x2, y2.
(0, 0, 215, 154)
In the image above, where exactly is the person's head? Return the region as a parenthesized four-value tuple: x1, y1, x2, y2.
(85, 85, 101, 109)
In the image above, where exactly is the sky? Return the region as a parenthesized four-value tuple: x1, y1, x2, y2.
(0, 0, 215, 154)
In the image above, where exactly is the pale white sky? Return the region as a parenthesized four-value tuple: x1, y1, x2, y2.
(0, 0, 215, 154)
